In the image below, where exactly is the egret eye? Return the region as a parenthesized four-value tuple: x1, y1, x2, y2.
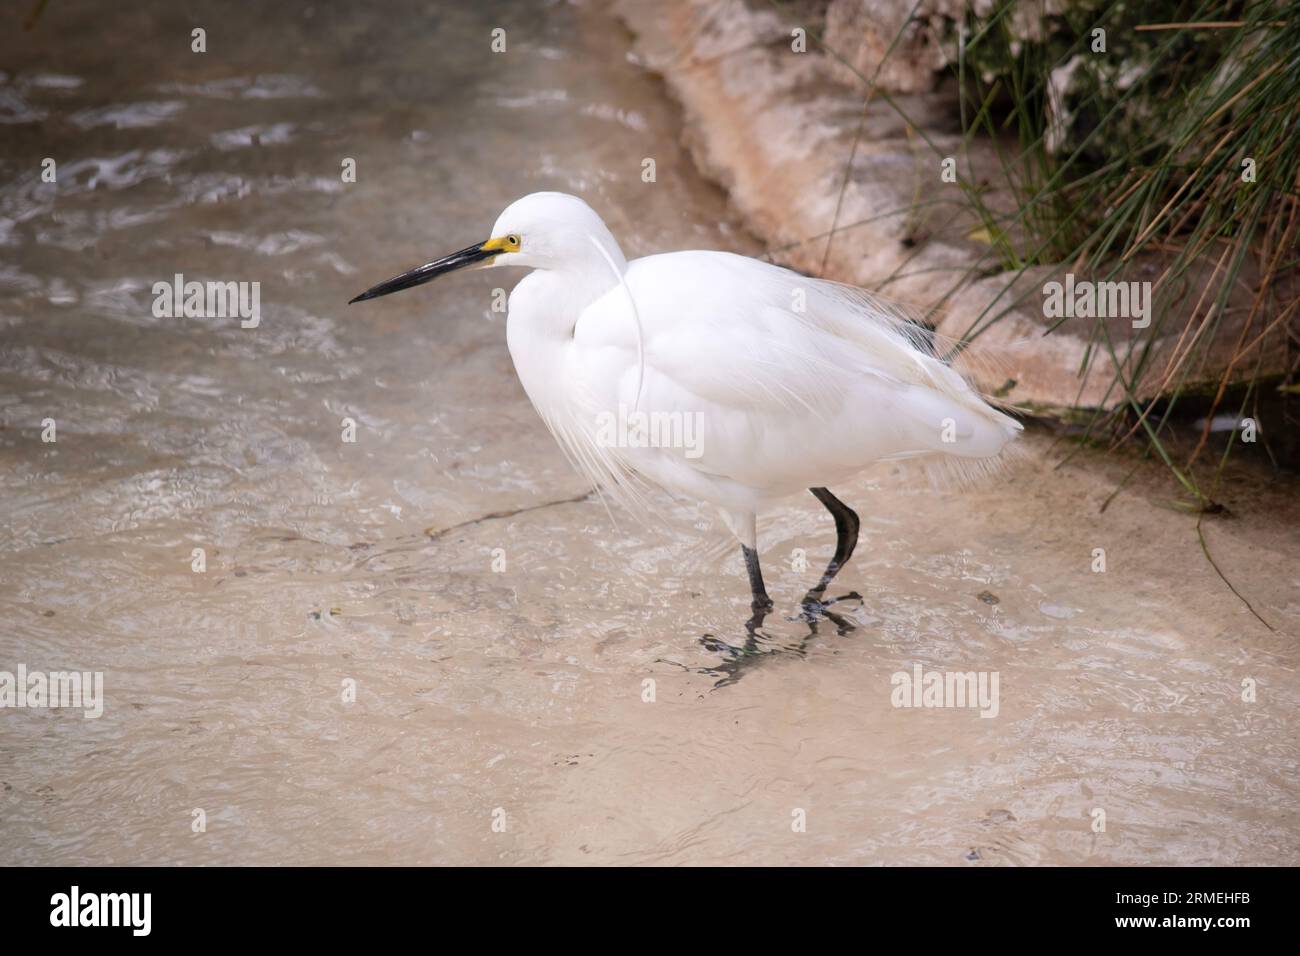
(507, 234, 520, 247)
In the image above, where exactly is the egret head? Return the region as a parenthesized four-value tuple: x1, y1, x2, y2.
(349, 191, 624, 304)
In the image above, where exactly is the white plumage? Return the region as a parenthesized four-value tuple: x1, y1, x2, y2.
(353, 191, 1022, 608)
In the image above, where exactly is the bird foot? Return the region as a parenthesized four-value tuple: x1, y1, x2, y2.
(799, 589, 861, 612)
(795, 591, 863, 634)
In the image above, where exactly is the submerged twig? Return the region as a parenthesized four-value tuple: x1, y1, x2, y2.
(1195, 513, 1275, 632)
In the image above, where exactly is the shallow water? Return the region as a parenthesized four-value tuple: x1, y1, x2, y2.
(2, 0, 1298, 866)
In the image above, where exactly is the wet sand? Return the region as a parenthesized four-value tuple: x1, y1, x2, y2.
(1, 0, 1297, 865)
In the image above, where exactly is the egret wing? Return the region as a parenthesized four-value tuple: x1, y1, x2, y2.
(570, 250, 1021, 496)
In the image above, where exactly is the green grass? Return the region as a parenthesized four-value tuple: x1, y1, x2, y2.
(771, 0, 1298, 509)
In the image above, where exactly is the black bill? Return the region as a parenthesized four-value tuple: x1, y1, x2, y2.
(349, 242, 495, 304)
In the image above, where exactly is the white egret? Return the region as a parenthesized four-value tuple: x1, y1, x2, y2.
(351, 192, 1021, 610)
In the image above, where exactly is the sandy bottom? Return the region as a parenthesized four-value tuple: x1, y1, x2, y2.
(2, 0, 1297, 865)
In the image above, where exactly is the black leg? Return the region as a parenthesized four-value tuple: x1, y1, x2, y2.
(805, 487, 860, 605)
(741, 544, 773, 611)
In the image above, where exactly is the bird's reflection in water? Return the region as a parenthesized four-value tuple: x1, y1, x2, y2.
(689, 590, 864, 688)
